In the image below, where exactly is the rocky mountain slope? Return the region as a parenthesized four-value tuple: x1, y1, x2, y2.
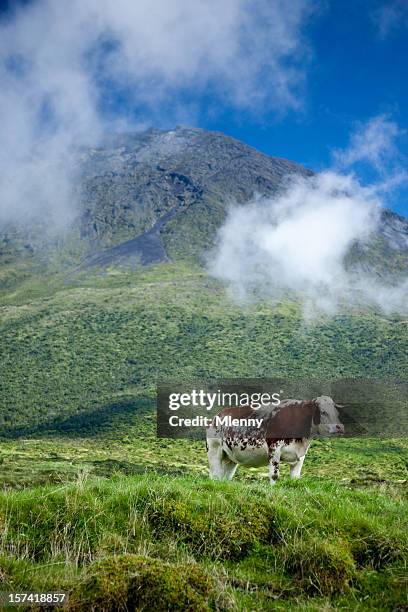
(75, 126, 313, 268)
(1, 126, 407, 278)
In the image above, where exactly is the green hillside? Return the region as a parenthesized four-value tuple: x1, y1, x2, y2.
(0, 262, 407, 609)
(1, 262, 407, 435)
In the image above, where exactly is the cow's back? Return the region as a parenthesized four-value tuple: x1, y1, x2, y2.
(208, 400, 316, 441)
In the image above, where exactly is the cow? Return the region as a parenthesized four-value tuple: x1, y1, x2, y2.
(206, 396, 344, 484)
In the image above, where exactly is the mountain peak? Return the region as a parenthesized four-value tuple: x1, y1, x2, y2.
(1, 128, 407, 281)
(75, 126, 313, 266)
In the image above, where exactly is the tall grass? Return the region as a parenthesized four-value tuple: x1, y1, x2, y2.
(0, 473, 406, 609)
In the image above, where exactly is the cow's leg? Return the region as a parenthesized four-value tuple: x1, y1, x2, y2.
(207, 437, 224, 479)
(290, 455, 305, 479)
(268, 444, 281, 485)
(220, 459, 238, 481)
(207, 438, 237, 480)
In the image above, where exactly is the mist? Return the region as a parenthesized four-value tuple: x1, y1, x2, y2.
(0, 0, 313, 229)
(209, 168, 408, 317)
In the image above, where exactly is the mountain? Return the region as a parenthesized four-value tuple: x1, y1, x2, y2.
(75, 126, 312, 268)
(76, 126, 408, 276)
(0, 127, 407, 435)
(1, 126, 407, 279)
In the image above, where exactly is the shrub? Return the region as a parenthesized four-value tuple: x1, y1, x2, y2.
(68, 554, 213, 612)
(347, 520, 403, 569)
(146, 496, 273, 560)
(284, 538, 355, 595)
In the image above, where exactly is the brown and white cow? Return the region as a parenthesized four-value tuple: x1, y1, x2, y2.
(206, 396, 344, 484)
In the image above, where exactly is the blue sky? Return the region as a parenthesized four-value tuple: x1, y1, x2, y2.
(0, 0, 407, 219)
(210, 2, 408, 162)
(204, 1, 408, 216)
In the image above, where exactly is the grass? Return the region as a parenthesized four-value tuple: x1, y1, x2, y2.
(0, 263, 407, 434)
(0, 431, 408, 490)
(0, 474, 406, 610)
(0, 432, 406, 609)
(0, 261, 407, 609)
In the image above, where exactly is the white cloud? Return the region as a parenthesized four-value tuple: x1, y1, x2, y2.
(333, 115, 404, 171)
(372, 1, 408, 39)
(0, 0, 316, 227)
(209, 167, 408, 318)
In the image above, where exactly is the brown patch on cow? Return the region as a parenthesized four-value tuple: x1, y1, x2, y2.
(216, 406, 255, 420)
(270, 400, 318, 437)
(225, 437, 233, 450)
(214, 400, 319, 440)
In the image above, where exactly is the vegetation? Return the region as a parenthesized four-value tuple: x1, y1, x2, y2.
(68, 554, 214, 611)
(1, 263, 407, 434)
(0, 261, 407, 609)
(0, 474, 406, 610)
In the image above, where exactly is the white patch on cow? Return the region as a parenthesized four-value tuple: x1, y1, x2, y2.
(209, 436, 311, 476)
(223, 441, 269, 467)
(279, 398, 302, 406)
(314, 395, 344, 435)
(280, 439, 308, 464)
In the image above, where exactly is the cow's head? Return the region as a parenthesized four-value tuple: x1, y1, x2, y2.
(312, 396, 345, 436)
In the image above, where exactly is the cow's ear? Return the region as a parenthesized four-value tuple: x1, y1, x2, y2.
(312, 400, 321, 425)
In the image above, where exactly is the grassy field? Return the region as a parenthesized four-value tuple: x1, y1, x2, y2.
(0, 262, 407, 609)
(0, 464, 407, 610)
